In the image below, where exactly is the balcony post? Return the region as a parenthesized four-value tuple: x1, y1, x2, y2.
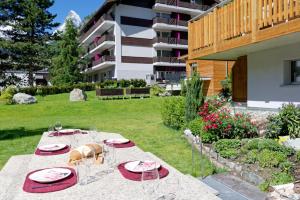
(213, 8, 218, 53)
(251, 0, 258, 42)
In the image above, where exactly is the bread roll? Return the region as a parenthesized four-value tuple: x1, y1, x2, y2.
(68, 144, 103, 165)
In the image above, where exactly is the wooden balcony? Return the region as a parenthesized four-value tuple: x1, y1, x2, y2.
(189, 0, 300, 60)
(87, 35, 115, 53)
(92, 55, 115, 67)
(153, 56, 186, 66)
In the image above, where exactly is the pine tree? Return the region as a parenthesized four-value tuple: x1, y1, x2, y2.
(185, 72, 204, 123)
(50, 20, 83, 85)
(0, 0, 59, 86)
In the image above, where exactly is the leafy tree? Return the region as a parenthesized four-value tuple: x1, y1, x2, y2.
(185, 72, 204, 123)
(50, 19, 83, 85)
(0, 0, 59, 86)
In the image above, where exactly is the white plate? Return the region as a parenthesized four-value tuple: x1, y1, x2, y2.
(59, 129, 77, 133)
(106, 138, 130, 144)
(38, 144, 67, 152)
(125, 161, 161, 173)
(29, 168, 72, 183)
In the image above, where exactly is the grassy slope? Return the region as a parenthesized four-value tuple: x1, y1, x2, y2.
(0, 92, 215, 177)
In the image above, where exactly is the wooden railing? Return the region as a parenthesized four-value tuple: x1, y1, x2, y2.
(189, 0, 300, 58)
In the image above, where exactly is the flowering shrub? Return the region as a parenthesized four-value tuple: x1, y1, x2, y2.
(233, 113, 258, 139)
(202, 109, 258, 140)
(198, 98, 226, 118)
(203, 109, 234, 139)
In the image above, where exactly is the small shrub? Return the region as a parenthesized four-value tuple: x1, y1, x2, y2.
(188, 118, 205, 136)
(219, 149, 239, 159)
(161, 97, 185, 130)
(242, 149, 258, 164)
(242, 138, 294, 156)
(257, 149, 286, 168)
(260, 172, 294, 191)
(180, 79, 187, 96)
(219, 76, 232, 101)
(150, 85, 165, 96)
(0, 85, 18, 104)
(233, 113, 258, 139)
(279, 161, 293, 173)
(213, 139, 241, 153)
(296, 151, 300, 162)
(201, 132, 218, 143)
(265, 114, 284, 139)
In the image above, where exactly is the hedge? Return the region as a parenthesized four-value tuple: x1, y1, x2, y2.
(18, 79, 147, 96)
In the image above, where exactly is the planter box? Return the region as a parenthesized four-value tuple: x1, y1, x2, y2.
(126, 88, 150, 97)
(96, 88, 124, 97)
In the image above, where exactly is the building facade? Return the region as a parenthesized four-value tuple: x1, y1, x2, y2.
(79, 0, 218, 84)
(188, 0, 300, 109)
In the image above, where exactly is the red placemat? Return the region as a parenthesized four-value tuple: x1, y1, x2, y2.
(118, 162, 169, 181)
(48, 131, 88, 137)
(104, 140, 135, 148)
(23, 167, 77, 193)
(35, 146, 71, 156)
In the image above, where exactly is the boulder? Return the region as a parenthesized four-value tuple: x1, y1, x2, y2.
(13, 93, 37, 104)
(70, 89, 87, 102)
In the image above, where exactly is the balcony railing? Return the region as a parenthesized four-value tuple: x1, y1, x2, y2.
(153, 56, 185, 64)
(155, 0, 211, 11)
(189, 0, 300, 59)
(87, 35, 115, 53)
(153, 17, 188, 27)
(153, 37, 188, 45)
(79, 14, 114, 43)
(92, 55, 115, 67)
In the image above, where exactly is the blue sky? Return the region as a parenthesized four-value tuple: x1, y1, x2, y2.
(50, 0, 105, 24)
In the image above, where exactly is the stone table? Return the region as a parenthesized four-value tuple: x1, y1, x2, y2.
(0, 131, 220, 200)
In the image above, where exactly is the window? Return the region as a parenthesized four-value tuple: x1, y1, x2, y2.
(157, 31, 171, 38)
(156, 12, 171, 19)
(291, 60, 300, 84)
(157, 50, 171, 57)
(190, 63, 198, 75)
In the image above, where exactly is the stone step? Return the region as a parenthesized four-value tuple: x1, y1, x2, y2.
(202, 173, 267, 200)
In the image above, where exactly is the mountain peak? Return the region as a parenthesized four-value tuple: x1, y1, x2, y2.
(56, 10, 82, 33)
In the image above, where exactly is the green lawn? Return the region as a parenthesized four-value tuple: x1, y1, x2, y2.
(0, 91, 217, 177)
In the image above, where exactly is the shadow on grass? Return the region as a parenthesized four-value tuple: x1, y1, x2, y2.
(0, 126, 91, 141)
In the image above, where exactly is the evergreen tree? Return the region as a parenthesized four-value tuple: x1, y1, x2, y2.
(50, 19, 83, 85)
(185, 72, 204, 123)
(0, 0, 59, 86)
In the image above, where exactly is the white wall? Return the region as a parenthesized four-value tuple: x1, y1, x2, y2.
(247, 42, 300, 109)
(114, 4, 156, 80)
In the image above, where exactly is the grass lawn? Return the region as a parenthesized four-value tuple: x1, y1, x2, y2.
(0, 91, 217, 177)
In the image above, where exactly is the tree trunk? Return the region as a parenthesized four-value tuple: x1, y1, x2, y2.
(28, 67, 34, 86)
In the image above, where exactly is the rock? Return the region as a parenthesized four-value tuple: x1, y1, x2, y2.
(69, 89, 87, 102)
(12, 93, 37, 104)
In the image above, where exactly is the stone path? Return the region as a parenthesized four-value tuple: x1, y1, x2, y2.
(202, 173, 267, 200)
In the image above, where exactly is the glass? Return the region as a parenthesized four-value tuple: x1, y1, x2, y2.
(141, 163, 160, 200)
(156, 178, 179, 200)
(54, 122, 62, 132)
(89, 126, 98, 143)
(105, 143, 116, 171)
(79, 150, 96, 185)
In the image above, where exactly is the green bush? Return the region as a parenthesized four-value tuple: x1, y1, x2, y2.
(297, 151, 300, 162)
(188, 118, 205, 136)
(161, 97, 185, 130)
(265, 104, 300, 139)
(259, 172, 294, 191)
(279, 161, 293, 173)
(213, 139, 241, 153)
(219, 149, 239, 159)
(257, 149, 286, 168)
(0, 86, 18, 104)
(180, 79, 187, 96)
(150, 85, 165, 96)
(242, 149, 258, 164)
(201, 132, 218, 143)
(242, 138, 294, 156)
